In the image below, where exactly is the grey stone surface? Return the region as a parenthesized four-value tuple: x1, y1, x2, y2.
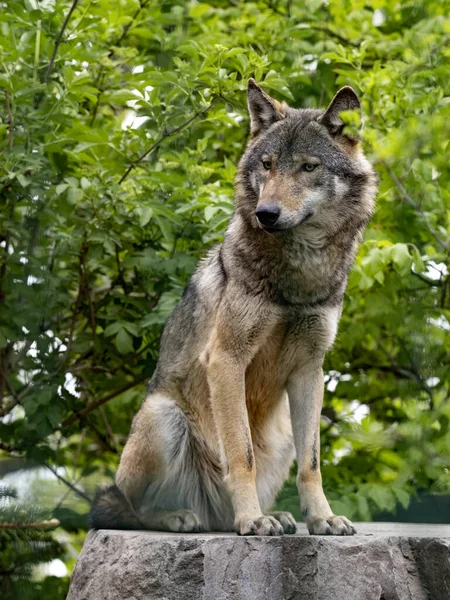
(67, 523, 450, 600)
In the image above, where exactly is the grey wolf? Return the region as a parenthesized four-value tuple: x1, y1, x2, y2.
(90, 80, 377, 536)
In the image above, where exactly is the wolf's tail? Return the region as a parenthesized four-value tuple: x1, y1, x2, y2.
(89, 484, 143, 530)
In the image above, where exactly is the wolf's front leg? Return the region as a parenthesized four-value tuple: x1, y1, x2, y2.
(206, 348, 283, 535)
(287, 366, 356, 535)
(204, 301, 284, 536)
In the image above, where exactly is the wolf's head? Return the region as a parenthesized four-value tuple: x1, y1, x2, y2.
(236, 80, 376, 239)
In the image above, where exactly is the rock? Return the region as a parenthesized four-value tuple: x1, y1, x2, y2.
(67, 522, 450, 600)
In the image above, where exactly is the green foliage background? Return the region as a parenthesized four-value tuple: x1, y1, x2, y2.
(0, 0, 449, 595)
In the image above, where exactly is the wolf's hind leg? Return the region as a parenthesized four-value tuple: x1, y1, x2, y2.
(115, 396, 164, 511)
(116, 393, 206, 532)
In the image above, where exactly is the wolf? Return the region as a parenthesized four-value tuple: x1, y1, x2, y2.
(90, 80, 377, 536)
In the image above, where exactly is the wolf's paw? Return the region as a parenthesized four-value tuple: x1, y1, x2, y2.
(235, 515, 284, 536)
(268, 511, 297, 534)
(163, 510, 203, 533)
(307, 514, 356, 536)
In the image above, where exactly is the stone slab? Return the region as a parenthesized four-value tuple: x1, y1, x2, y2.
(67, 522, 450, 600)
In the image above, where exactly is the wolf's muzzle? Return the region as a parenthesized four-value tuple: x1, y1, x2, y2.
(255, 204, 280, 228)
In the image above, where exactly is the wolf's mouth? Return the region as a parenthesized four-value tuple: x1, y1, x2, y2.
(262, 226, 281, 234)
(262, 211, 314, 234)
(298, 210, 314, 226)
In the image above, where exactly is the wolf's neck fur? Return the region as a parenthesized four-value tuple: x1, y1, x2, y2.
(224, 210, 366, 308)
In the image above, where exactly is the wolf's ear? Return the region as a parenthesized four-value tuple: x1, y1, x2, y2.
(319, 87, 361, 140)
(247, 79, 284, 137)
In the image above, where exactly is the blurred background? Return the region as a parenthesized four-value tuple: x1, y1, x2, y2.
(0, 0, 449, 597)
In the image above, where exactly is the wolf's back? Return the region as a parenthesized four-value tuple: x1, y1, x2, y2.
(89, 484, 142, 529)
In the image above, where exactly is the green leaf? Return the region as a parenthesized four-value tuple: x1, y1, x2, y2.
(391, 243, 413, 275)
(115, 329, 133, 354)
(261, 71, 294, 100)
(80, 177, 91, 190)
(411, 246, 425, 274)
(189, 3, 211, 18)
(56, 183, 69, 196)
(356, 494, 371, 521)
(47, 404, 63, 428)
(139, 207, 153, 227)
(67, 188, 84, 203)
(122, 322, 139, 337)
(393, 488, 410, 510)
(368, 485, 396, 512)
(204, 205, 218, 222)
(17, 174, 30, 188)
(104, 322, 123, 337)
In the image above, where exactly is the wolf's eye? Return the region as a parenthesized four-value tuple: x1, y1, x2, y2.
(302, 163, 317, 172)
(262, 160, 272, 170)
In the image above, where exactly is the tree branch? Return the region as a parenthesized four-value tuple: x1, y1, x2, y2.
(308, 25, 359, 48)
(44, 463, 92, 504)
(411, 271, 442, 286)
(45, 0, 79, 84)
(115, 0, 152, 46)
(265, 0, 286, 17)
(65, 246, 86, 363)
(0, 371, 20, 418)
(60, 375, 147, 429)
(119, 100, 217, 184)
(0, 519, 60, 530)
(80, 247, 97, 344)
(99, 406, 119, 453)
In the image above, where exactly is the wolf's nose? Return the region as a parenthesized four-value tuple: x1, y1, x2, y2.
(255, 204, 280, 227)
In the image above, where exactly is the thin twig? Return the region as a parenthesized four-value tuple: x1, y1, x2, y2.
(266, 0, 286, 16)
(89, 90, 102, 127)
(115, 0, 152, 46)
(71, 428, 86, 478)
(81, 248, 97, 343)
(411, 271, 441, 286)
(0, 399, 19, 418)
(119, 100, 217, 184)
(90, 0, 151, 125)
(384, 163, 449, 252)
(45, 0, 80, 83)
(45, 463, 92, 503)
(318, 84, 325, 108)
(99, 407, 119, 453)
(287, 0, 292, 18)
(87, 417, 119, 453)
(399, 339, 434, 406)
(76, 375, 118, 453)
(115, 245, 127, 295)
(65, 247, 86, 362)
(60, 375, 147, 429)
(4, 90, 13, 150)
(441, 275, 449, 308)
(0, 371, 20, 418)
(307, 25, 359, 48)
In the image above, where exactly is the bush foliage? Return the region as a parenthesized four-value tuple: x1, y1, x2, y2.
(0, 0, 449, 591)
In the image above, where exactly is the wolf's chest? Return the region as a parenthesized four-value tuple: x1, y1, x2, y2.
(244, 307, 339, 409)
